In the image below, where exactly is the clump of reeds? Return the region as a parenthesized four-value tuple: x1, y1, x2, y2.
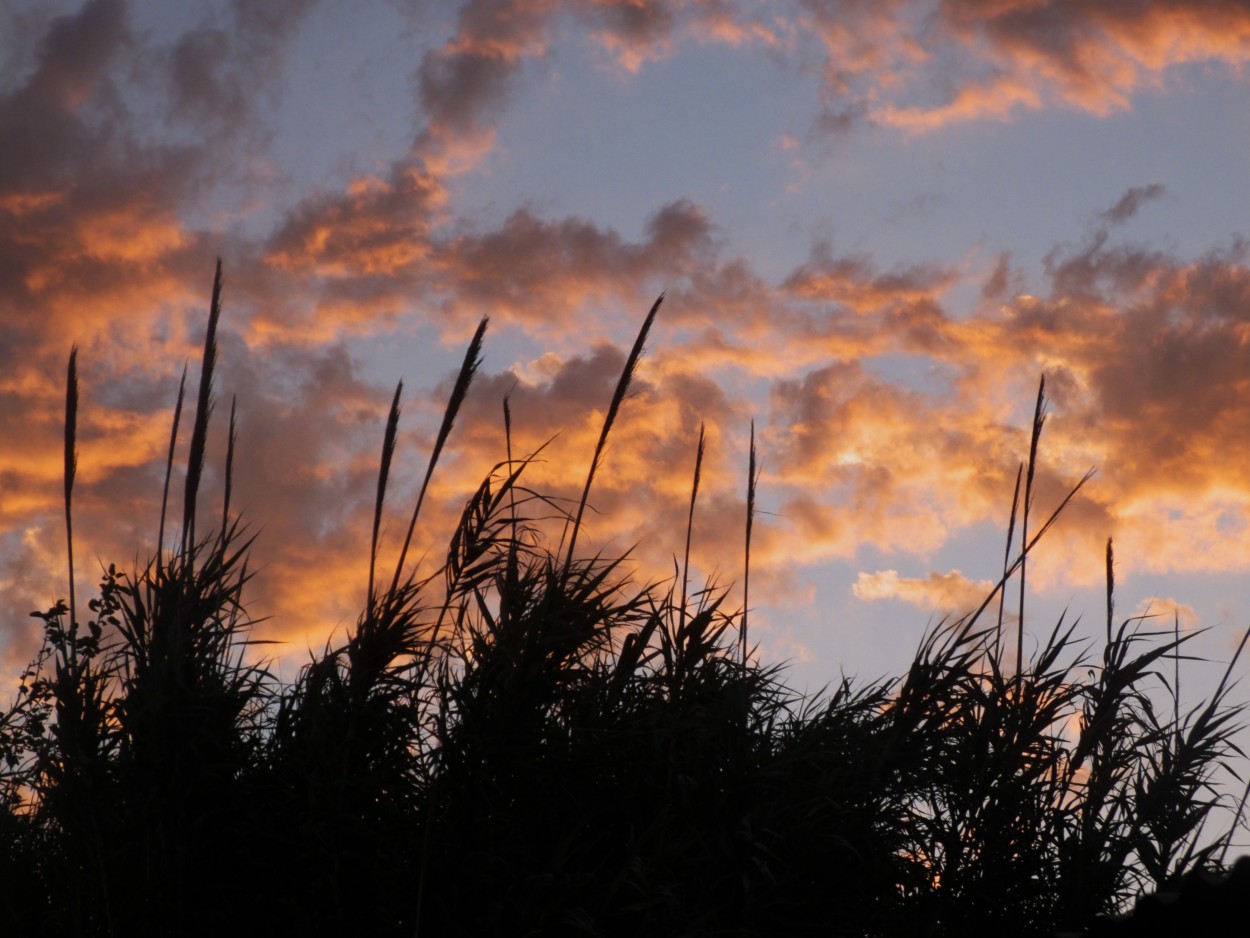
(1, 262, 1246, 937)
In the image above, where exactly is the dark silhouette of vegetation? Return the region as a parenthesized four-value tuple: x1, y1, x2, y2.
(2, 263, 1247, 936)
(1076, 855, 1250, 936)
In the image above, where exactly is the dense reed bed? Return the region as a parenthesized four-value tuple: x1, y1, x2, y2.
(2, 264, 1246, 936)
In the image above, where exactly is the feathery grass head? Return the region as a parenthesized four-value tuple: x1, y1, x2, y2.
(391, 316, 487, 594)
(368, 381, 404, 613)
(182, 258, 222, 555)
(563, 293, 662, 571)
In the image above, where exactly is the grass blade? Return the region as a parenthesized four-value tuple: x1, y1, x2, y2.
(679, 422, 705, 624)
(1018, 376, 1046, 678)
(742, 420, 758, 666)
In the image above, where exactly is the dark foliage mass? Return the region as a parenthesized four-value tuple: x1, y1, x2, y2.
(2, 265, 1247, 937)
(1076, 855, 1250, 937)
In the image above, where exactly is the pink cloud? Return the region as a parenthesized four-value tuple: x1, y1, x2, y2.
(794, 1, 1250, 133)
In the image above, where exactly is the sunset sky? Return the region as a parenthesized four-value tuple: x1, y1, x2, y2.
(4, 0, 1250, 703)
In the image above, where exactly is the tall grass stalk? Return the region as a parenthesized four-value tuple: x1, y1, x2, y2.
(182, 259, 222, 557)
(368, 381, 403, 613)
(389, 317, 487, 595)
(742, 420, 757, 667)
(679, 422, 705, 622)
(156, 366, 187, 570)
(1106, 537, 1115, 646)
(64, 346, 78, 636)
(996, 461, 1023, 653)
(563, 294, 662, 572)
(220, 395, 238, 538)
(1018, 376, 1046, 678)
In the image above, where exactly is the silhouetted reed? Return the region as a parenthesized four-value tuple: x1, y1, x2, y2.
(1, 264, 1245, 937)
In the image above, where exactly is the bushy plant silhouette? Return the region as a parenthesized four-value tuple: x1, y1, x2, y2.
(2, 264, 1246, 937)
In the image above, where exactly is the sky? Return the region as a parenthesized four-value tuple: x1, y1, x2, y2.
(4, 0, 1250, 716)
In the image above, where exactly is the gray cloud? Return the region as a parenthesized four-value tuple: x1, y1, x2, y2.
(1101, 184, 1167, 225)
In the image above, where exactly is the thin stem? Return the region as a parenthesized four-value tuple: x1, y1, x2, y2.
(680, 423, 706, 624)
(996, 462, 1023, 658)
(64, 346, 78, 635)
(503, 393, 518, 529)
(959, 466, 1094, 642)
(368, 382, 403, 613)
(742, 421, 758, 667)
(157, 366, 188, 574)
(1105, 537, 1115, 648)
(221, 395, 238, 540)
(1018, 376, 1046, 680)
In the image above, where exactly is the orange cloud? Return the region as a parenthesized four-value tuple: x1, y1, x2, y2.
(433, 199, 718, 328)
(800, 0, 922, 90)
(782, 242, 958, 313)
(264, 166, 443, 279)
(852, 568, 996, 614)
(956, 0, 1250, 106)
(1133, 595, 1200, 632)
(874, 73, 1043, 130)
(580, 0, 678, 71)
(789, 1, 1250, 133)
(690, 0, 788, 48)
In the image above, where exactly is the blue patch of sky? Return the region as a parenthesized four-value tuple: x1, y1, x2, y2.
(440, 33, 1250, 331)
(781, 560, 928, 694)
(860, 352, 956, 399)
(448, 33, 817, 278)
(785, 68, 1250, 302)
(125, 1, 438, 241)
(237, 2, 430, 238)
